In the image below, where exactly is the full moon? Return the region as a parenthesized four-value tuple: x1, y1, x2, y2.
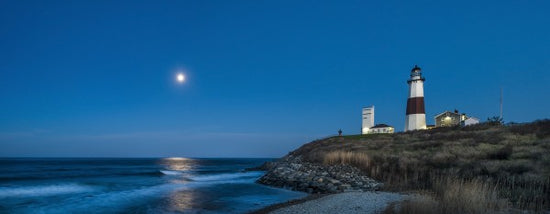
(176, 73, 185, 83)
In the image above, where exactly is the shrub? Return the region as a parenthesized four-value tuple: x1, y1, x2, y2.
(487, 116, 504, 124)
(509, 119, 550, 139)
(429, 151, 457, 168)
(487, 145, 513, 160)
(502, 162, 532, 175)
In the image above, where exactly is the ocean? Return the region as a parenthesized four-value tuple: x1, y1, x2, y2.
(0, 158, 306, 213)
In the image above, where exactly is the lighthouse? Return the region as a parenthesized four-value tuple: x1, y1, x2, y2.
(405, 65, 427, 131)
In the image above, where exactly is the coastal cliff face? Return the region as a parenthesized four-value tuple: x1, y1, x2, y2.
(257, 155, 381, 194)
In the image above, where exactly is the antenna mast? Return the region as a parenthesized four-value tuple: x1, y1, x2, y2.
(500, 88, 503, 120)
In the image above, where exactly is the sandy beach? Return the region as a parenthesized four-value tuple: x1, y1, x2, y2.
(252, 191, 404, 214)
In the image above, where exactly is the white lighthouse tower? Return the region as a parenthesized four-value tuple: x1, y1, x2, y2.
(405, 65, 427, 131)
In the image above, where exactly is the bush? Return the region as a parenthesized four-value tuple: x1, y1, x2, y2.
(502, 162, 532, 175)
(429, 151, 457, 168)
(487, 145, 513, 160)
(509, 119, 550, 139)
(487, 116, 504, 124)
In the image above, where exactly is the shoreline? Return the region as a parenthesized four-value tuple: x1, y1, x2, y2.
(249, 152, 390, 213)
(249, 193, 329, 214)
(247, 151, 405, 213)
(250, 191, 404, 214)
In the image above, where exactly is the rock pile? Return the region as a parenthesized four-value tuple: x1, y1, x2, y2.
(256, 156, 381, 194)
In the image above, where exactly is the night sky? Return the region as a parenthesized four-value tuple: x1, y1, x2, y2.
(1, 0, 549, 157)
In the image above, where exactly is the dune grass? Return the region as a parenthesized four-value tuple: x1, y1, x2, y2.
(383, 177, 509, 214)
(290, 120, 550, 212)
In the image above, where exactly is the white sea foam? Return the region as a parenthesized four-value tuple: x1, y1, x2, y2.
(0, 183, 96, 198)
(161, 169, 263, 183)
(22, 183, 189, 213)
(159, 170, 184, 175)
(191, 171, 264, 182)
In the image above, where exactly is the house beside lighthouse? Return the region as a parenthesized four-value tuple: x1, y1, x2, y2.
(405, 65, 427, 131)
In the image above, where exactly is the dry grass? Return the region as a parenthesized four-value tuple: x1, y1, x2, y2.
(383, 196, 440, 214)
(383, 178, 509, 214)
(323, 151, 371, 169)
(289, 119, 550, 212)
(435, 178, 508, 213)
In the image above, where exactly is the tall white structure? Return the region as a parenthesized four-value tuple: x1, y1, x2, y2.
(405, 65, 427, 131)
(362, 106, 374, 134)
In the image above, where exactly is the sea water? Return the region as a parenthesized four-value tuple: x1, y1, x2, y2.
(0, 158, 306, 213)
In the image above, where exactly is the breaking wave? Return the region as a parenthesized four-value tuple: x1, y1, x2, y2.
(190, 171, 264, 182)
(159, 170, 184, 175)
(0, 183, 97, 198)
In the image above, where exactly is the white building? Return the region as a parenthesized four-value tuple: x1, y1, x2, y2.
(361, 106, 394, 134)
(464, 117, 480, 126)
(361, 106, 374, 134)
(369, 124, 395, 134)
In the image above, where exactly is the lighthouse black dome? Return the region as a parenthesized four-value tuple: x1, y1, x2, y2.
(411, 65, 421, 72)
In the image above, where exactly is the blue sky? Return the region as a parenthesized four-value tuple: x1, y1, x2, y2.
(1, 0, 549, 157)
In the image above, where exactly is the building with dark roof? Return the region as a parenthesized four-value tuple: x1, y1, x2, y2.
(368, 124, 394, 134)
(434, 110, 479, 127)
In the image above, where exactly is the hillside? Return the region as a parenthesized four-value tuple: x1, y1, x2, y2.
(258, 120, 550, 213)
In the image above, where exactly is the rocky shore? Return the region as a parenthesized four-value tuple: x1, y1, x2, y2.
(256, 155, 381, 194)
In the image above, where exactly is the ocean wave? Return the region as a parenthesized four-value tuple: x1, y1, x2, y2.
(117, 171, 165, 177)
(0, 171, 164, 182)
(0, 183, 97, 198)
(18, 183, 190, 213)
(159, 170, 184, 175)
(190, 171, 264, 182)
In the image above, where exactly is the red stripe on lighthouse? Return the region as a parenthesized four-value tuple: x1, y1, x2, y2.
(406, 97, 425, 115)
